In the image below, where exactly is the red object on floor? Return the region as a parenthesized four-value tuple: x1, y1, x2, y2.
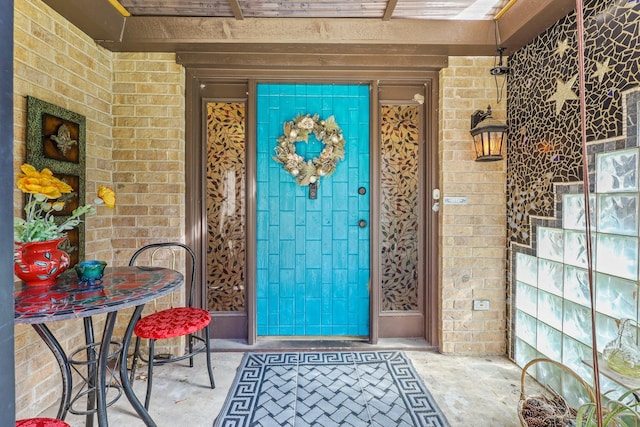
(16, 419, 70, 427)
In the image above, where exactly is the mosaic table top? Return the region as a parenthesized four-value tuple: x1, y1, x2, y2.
(14, 266, 183, 324)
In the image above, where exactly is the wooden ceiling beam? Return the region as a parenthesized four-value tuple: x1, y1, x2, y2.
(496, 0, 575, 52)
(98, 16, 498, 55)
(227, 0, 244, 20)
(176, 46, 448, 71)
(41, 0, 577, 56)
(42, 0, 126, 43)
(382, 0, 398, 21)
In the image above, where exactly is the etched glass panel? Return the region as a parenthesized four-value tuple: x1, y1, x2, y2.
(206, 102, 246, 311)
(537, 321, 562, 360)
(538, 290, 563, 330)
(564, 301, 592, 346)
(516, 281, 538, 317)
(596, 148, 638, 193)
(564, 266, 590, 307)
(516, 253, 538, 286)
(564, 230, 594, 268)
(563, 193, 596, 231)
(595, 273, 638, 320)
(537, 227, 564, 262)
(597, 194, 638, 235)
(538, 259, 563, 296)
(515, 310, 537, 347)
(380, 105, 419, 311)
(596, 234, 638, 280)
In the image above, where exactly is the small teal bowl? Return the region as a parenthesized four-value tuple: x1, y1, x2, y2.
(75, 260, 107, 286)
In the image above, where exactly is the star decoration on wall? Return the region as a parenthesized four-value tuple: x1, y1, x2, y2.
(547, 75, 579, 115)
(592, 58, 612, 83)
(556, 38, 571, 57)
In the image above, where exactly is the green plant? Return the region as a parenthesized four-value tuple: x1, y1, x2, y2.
(576, 389, 640, 427)
(14, 164, 115, 242)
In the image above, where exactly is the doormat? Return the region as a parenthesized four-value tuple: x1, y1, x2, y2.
(213, 351, 450, 427)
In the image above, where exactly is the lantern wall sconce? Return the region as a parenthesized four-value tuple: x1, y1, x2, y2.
(470, 105, 507, 162)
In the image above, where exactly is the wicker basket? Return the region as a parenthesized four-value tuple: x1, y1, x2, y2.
(518, 358, 596, 427)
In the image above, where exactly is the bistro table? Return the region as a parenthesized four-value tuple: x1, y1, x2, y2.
(14, 266, 183, 427)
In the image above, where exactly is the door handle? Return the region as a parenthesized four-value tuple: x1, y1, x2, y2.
(358, 220, 367, 228)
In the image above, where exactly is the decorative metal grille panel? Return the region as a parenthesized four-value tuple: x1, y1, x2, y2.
(380, 105, 419, 311)
(206, 102, 246, 312)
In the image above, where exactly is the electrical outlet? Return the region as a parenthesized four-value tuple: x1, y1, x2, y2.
(473, 300, 490, 311)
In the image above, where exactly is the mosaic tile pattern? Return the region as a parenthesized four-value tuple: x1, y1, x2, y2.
(206, 102, 246, 312)
(507, 0, 640, 245)
(213, 351, 450, 427)
(14, 267, 182, 323)
(380, 105, 420, 311)
(512, 88, 640, 405)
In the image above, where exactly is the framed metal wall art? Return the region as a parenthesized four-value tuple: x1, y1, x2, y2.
(26, 96, 86, 266)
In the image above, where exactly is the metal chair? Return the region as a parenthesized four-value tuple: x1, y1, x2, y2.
(15, 419, 70, 427)
(128, 242, 215, 410)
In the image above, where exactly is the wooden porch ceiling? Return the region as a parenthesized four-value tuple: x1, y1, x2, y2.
(117, 0, 510, 20)
(41, 0, 575, 57)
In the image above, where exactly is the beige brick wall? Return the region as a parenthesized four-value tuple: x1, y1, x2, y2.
(110, 53, 186, 342)
(438, 56, 508, 355)
(111, 53, 185, 267)
(14, 0, 114, 417)
(13, 0, 185, 418)
(13, 0, 114, 259)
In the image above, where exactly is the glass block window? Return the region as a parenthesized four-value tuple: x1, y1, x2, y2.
(514, 145, 640, 405)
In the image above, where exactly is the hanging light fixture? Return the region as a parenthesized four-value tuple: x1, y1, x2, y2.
(470, 105, 507, 162)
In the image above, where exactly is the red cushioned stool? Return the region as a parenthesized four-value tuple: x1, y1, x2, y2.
(16, 419, 70, 427)
(128, 242, 215, 410)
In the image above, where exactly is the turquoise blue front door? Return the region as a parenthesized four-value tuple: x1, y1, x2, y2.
(256, 83, 370, 336)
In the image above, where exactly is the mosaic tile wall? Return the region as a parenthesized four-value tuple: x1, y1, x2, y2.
(206, 102, 246, 312)
(513, 91, 640, 403)
(380, 105, 420, 311)
(507, 0, 640, 245)
(509, 0, 640, 404)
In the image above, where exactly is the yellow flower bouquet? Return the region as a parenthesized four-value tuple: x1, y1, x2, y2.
(14, 164, 115, 243)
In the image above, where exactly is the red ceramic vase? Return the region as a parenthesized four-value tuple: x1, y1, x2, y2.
(14, 238, 70, 287)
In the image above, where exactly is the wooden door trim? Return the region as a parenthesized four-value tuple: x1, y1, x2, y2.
(185, 66, 441, 347)
(376, 79, 440, 345)
(246, 79, 257, 344)
(369, 81, 380, 345)
(186, 77, 251, 339)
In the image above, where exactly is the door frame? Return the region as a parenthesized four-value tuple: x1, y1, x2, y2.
(183, 56, 442, 347)
(185, 79, 251, 339)
(375, 82, 440, 343)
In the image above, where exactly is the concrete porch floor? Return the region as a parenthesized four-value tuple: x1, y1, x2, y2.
(40, 339, 526, 426)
